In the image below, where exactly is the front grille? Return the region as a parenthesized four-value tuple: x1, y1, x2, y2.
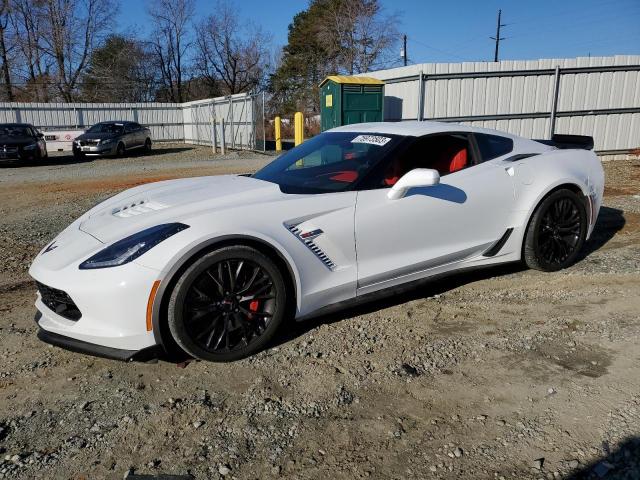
(79, 140, 99, 146)
(0, 145, 19, 153)
(36, 282, 82, 321)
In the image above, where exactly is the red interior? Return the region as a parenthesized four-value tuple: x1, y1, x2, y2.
(330, 170, 359, 183)
(383, 137, 470, 186)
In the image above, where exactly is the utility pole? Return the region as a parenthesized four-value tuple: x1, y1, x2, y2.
(490, 9, 506, 62)
(402, 34, 407, 66)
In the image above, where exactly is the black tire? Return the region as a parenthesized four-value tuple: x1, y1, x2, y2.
(73, 151, 85, 161)
(116, 142, 125, 157)
(167, 246, 287, 362)
(144, 138, 152, 153)
(523, 188, 588, 272)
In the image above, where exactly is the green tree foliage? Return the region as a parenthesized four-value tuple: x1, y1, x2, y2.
(81, 35, 158, 102)
(269, 0, 398, 115)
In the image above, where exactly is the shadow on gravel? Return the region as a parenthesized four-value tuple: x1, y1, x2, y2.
(130, 146, 194, 157)
(577, 206, 626, 261)
(0, 146, 194, 168)
(564, 435, 640, 479)
(272, 262, 527, 349)
(0, 155, 90, 168)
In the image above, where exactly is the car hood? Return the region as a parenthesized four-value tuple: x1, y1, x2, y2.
(78, 175, 284, 242)
(76, 132, 120, 141)
(0, 135, 36, 146)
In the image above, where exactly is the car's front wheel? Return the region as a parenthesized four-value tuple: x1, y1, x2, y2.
(523, 188, 588, 272)
(167, 246, 287, 361)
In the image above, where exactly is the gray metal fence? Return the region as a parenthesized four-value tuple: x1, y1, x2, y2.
(0, 92, 265, 151)
(362, 55, 640, 153)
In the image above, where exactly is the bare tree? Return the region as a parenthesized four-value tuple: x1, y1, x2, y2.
(147, 0, 194, 102)
(37, 0, 117, 101)
(0, 0, 14, 100)
(321, 0, 399, 75)
(195, 0, 272, 95)
(10, 0, 52, 101)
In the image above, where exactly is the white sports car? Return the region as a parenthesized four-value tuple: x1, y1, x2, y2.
(29, 121, 604, 362)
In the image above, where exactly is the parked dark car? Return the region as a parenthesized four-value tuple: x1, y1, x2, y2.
(0, 123, 48, 161)
(72, 121, 152, 159)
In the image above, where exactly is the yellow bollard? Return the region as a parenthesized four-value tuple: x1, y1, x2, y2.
(274, 116, 282, 152)
(294, 111, 304, 146)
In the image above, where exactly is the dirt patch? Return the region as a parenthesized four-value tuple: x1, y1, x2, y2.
(0, 155, 639, 479)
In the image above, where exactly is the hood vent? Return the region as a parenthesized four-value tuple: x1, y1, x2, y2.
(112, 200, 167, 218)
(286, 223, 336, 271)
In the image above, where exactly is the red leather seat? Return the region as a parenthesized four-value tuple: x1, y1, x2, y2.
(432, 147, 468, 174)
(330, 170, 358, 183)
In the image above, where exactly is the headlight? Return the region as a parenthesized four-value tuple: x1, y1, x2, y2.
(23, 143, 38, 150)
(79, 223, 189, 269)
(100, 138, 114, 145)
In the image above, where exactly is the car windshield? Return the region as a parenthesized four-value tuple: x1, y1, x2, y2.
(87, 123, 125, 134)
(252, 132, 403, 193)
(0, 126, 30, 136)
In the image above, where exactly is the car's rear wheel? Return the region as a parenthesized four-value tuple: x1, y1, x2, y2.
(523, 188, 587, 272)
(167, 246, 287, 361)
(144, 138, 152, 153)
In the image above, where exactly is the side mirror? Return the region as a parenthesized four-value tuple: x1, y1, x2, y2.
(387, 168, 440, 200)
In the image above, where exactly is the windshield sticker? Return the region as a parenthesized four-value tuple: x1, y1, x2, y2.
(351, 135, 391, 146)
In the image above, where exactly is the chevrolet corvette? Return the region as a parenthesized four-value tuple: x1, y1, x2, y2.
(29, 121, 604, 362)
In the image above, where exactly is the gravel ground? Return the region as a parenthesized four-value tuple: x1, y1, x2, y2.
(0, 146, 639, 480)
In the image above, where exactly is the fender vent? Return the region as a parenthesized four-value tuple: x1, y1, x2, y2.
(287, 224, 336, 271)
(483, 228, 514, 257)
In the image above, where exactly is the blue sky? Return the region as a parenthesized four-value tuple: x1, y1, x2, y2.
(120, 0, 640, 65)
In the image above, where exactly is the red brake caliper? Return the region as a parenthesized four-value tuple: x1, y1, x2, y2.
(249, 300, 259, 316)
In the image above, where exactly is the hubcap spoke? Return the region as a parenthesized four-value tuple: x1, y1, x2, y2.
(537, 196, 582, 265)
(183, 257, 277, 354)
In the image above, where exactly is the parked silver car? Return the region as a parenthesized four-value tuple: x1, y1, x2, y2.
(73, 121, 152, 158)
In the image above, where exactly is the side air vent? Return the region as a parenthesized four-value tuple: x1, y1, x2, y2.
(483, 228, 514, 257)
(286, 224, 337, 271)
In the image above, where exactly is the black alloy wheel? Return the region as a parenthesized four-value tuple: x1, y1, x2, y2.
(116, 142, 125, 157)
(144, 138, 152, 153)
(523, 188, 587, 271)
(167, 246, 287, 361)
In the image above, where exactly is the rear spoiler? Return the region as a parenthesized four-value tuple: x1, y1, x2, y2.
(534, 134, 594, 151)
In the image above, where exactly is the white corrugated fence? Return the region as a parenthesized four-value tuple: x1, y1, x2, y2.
(0, 92, 264, 151)
(361, 55, 640, 153)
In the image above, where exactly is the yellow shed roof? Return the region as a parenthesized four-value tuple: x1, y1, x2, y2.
(320, 75, 384, 87)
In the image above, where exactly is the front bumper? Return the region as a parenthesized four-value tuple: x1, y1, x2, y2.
(73, 143, 116, 156)
(30, 227, 163, 353)
(35, 312, 161, 361)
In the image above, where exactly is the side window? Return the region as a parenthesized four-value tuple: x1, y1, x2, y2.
(381, 133, 474, 186)
(475, 134, 513, 162)
(125, 124, 136, 133)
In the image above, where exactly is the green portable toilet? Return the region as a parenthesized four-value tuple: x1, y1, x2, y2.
(320, 75, 384, 131)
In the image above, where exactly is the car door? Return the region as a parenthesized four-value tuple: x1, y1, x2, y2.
(354, 133, 515, 295)
(124, 123, 138, 148)
(132, 123, 145, 146)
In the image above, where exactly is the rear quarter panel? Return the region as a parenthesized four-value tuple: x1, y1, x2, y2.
(510, 148, 604, 244)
